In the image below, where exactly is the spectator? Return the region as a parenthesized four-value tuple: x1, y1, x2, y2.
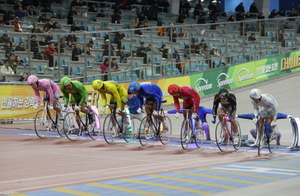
(193, 0, 203, 19)
(52, 22, 60, 29)
(183, 45, 190, 60)
(44, 42, 58, 67)
(65, 31, 78, 43)
(40, 5, 53, 13)
(4, 11, 15, 25)
(257, 13, 265, 20)
(289, 10, 297, 20)
(137, 12, 146, 22)
(75, 7, 81, 16)
(0, 15, 6, 25)
(13, 1, 22, 11)
(39, 36, 48, 46)
(15, 42, 28, 52)
(15, 6, 25, 19)
(136, 42, 147, 63)
(102, 39, 115, 56)
(8, 53, 17, 73)
(178, 29, 188, 38)
(199, 39, 207, 50)
(173, 50, 182, 73)
(269, 9, 277, 18)
(0, 34, 10, 43)
(116, 47, 129, 63)
(191, 41, 200, 54)
(3, 41, 14, 57)
(248, 33, 257, 42)
(31, 23, 41, 33)
(228, 15, 235, 22)
(33, 51, 49, 60)
(160, 0, 170, 13)
(110, 58, 119, 71)
(97, 10, 106, 18)
(66, 40, 74, 48)
(0, 60, 15, 81)
(159, 44, 169, 58)
(15, 55, 25, 66)
(51, 12, 58, 19)
(38, 14, 47, 23)
(201, 46, 210, 67)
(197, 15, 206, 24)
(88, 4, 98, 12)
(0, 5, 7, 16)
(100, 58, 109, 81)
(277, 9, 285, 17)
(18, 72, 28, 81)
(71, 43, 84, 61)
(134, 22, 143, 35)
(277, 29, 285, 47)
(67, 6, 76, 24)
(42, 26, 50, 33)
(249, 3, 259, 17)
(181, 0, 191, 17)
(70, 21, 81, 32)
(114, 31, 126, 49)
(132, 17, 140, 27)
(111, 11, 121, 24)
(283, 22, 290, 30)
(30, 35, 39, 54)
(158, 23, 167, 36)
(177, 13, 186, 23)
(235, 2, 245, 13)
(12, 17, 23, 32)
(210, 47, 220, 56)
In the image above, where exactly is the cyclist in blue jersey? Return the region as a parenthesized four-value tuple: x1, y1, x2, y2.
(128, 81, 168, 130)
(127, 92, 145, 121)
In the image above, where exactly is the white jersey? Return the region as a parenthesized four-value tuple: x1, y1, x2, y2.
(251, 94, 278, 119)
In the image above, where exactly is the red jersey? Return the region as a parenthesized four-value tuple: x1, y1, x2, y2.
(172, 86, 200, 113)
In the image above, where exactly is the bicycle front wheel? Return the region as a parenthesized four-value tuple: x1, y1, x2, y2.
(194, 123, 204, 148)
(215, 122, 229, 152)
(87, 113, 101, 140)
(159, 116, 172, 145)
(180, 119, 191, 150)
(233, 121, 242, 151)
(268, 125, 278, 153)
(123, 114, 135, 143)
(63, 112, 80, 141)
(257, 133, 264, 156)
(103, 114, 117, 144)
(138, 116, 152, 146)
(34, 109, 50, 139)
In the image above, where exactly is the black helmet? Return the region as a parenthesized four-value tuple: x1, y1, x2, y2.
(219, 88, 229, 98)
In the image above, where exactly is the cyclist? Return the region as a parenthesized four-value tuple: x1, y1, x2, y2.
(60, 77, 94, 124)
(212, 88, 238, 144)
(249, 88, 278, 144)
(127, 81, 167, 130)
(167, 106, 213, 140)
(127, 92, 145, 122)
(27, 75, 61, 116)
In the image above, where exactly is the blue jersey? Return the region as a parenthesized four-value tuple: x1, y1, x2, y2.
(167, 106, 212, 123)
(127, 95, 142, 114)
(138, 82, 163, 111)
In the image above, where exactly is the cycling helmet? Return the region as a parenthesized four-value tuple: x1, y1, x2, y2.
(128, 81, 141, 93)
(60, 77, 71, 87)
(250, 89, 262, 100)
(27, 75, 38, 84)
(168, 84, 180, 95)
(219, 88, 229, 98)
(92, 80, 104, 90)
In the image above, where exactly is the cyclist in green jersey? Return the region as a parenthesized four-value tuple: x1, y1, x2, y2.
(60, 77, 93, 124)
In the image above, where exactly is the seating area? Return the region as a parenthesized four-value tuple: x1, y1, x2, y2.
(1, 2, 300, 83)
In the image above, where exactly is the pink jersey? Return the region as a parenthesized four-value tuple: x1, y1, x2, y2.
(32, 79, 60, 105)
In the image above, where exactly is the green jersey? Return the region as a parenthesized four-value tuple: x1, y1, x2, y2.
(60, 81, 88, 106)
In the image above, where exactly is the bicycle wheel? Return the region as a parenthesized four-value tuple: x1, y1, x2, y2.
(257, 132, 264, 156)
(268, 125, 278, 153)
(138, 116, 152, 146)
(87, 113, 101, 140)
(159, 116, 172, 145)
(63, 112, 80, 141)
(123, 114, 135, 143)
(233, 121, 242, 151)
(215, 122, 229, 152)
(103, 114, 118, 144)
(34, 109, 50, 139)
(180, 119, 191, 150)
(194, 122, 204, 148)
(56, 102, 65, 138)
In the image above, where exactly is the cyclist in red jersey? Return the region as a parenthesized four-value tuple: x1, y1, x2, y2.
(168, 84, 201, 127)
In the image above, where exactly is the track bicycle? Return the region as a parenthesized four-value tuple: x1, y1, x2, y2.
(180, 109, 204, 150)
(138, 101, 172, 146)
(215, 113, 242, 152)
(102, 104, 135, 144)
(63, 103, 101, 141)
(256, 116, 278, 155)
(34, 99, 64, 139)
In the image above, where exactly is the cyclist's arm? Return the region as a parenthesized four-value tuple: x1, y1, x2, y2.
(107, 85, 122, 110)
(251, 100, 259, 117)
(191, 91, 200, 113)
(173, 96, 180, 112)
(60, 87, 69, 105)
(212, 94, 219, 117)
(32, 88, 41, 103)
(43, 81, 55, 105)
(99, 91, 107, 107)
(229, 94, 237, 116)
(77, 85, 88, 106)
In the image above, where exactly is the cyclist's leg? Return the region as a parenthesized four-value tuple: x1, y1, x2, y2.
(145, 100, 154, 115)
(52, 90, 61, 114)
(217, 106, 226, 123)
(182, 99, 192, 120)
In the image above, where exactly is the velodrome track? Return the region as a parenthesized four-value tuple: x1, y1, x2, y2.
(1, 71, 300, 196)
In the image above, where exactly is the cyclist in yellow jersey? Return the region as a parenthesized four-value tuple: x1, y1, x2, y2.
(92, 80, 128, 113)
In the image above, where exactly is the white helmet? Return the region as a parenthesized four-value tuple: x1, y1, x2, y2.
(250, 89, 262, 99)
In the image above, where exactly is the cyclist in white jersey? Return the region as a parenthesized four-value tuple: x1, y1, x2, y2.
(249, 89, 278, 140)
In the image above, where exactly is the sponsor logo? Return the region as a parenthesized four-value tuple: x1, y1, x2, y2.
(281, 55, 300, 71)
(216, 73, 233, 87)
(237, 68, 254, 82)
(194, 78, 212, 92)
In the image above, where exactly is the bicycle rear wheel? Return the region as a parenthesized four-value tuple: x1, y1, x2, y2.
(138, 116, 152, 146)
(257, 133, 264, 156)
(34, 109, 50, 139)
(194, 123, 204, 148)
(103, 114, 117, 144)
(268, 125, 278, 153)
(87, 112, 101, 140)
(180, 119, 191, 150)
(159, 116, 172, 145)
(123, 114, 135, 143)
(233, 121, 242, 151)
(215, 122, 229, 152)
(63, 112, 80, 141)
